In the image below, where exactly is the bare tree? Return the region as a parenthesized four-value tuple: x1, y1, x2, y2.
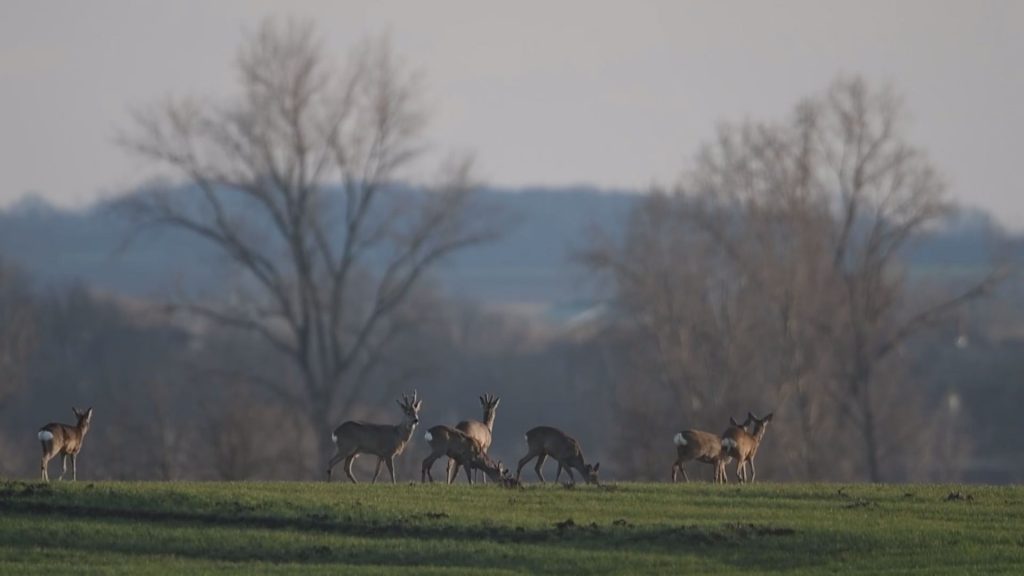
(801, 78, 1003, 481)
(118, 18, 497, 466)
(584, 77, 1002, 482)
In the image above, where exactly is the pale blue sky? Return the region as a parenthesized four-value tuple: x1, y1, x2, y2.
(2, 1, 1022, 226)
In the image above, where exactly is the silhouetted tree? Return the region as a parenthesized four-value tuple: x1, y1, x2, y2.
(119, 18, 498, 468)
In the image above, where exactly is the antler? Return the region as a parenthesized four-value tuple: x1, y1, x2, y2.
(397, 390, 419, 410)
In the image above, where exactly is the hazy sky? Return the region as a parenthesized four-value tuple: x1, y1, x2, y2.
(2, 1, 1022, 226)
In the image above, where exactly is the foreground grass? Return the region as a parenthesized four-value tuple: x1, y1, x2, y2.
(0, 480, 1021, 574)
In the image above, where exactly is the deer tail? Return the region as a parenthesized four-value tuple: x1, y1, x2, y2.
(673, 432, 687, 446)
(38, 430, 53, 443)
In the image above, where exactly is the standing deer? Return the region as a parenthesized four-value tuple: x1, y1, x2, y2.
(516, 426, 600, 485)
(720, 412, 774, 483)
(422, 425, 506, 484)
(326, 391, 422, 483)
(670, 416, 748, 483)
(447, 394, 500, 483)
(38, 407, 94, 482)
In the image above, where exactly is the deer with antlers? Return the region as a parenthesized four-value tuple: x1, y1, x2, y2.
(670, 417, 746, 483)
(447, 394, 500, 483)
(38, 407, 94, 482)
(720, 412, 774, 483)
(516, 426, 600, 485)
(422, 425, 506, 484)
(326, 391, 422, 483)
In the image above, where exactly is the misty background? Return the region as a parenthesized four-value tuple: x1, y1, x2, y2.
(1, 2, 1022, 484)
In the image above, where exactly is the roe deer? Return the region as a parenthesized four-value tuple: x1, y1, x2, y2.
(38, 407, 94, 482)
(720, 412, 773, 483)
(670, 417, 747, 483)
(327, 391, 422, 483)
(516, 426, 600, 485)
(422, 425, 506, 484)
(448, 394, 500, 483)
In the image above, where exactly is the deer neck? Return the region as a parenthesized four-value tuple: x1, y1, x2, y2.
(397, 418, 417, 444)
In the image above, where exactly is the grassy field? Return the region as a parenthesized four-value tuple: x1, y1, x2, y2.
(0, 479, 1021, 574)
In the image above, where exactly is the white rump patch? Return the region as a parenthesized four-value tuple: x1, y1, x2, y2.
(722, 438, 737, 450)
(673, 432, 687, 446)
(331, 432, 337, 443)
(424, 431, 433, 442)
(38, 431, 53, 442)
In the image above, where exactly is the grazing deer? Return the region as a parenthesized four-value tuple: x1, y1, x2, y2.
(422, 425, 506, 484)
(670, 418, 746, 483)
(326, 391, 422, 483)
(448, 394, 500, 483)
(721, 412, 774, 483)
(38, 407, 94, 482)
(516, 426, 600, 485)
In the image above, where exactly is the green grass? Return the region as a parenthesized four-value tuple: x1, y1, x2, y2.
(1, 480, 1022, 574)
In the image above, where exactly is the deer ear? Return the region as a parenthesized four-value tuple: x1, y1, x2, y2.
(72, 407, 81, 417)
(730, 416, 740, 427)
(85, 407, 94, 420)
(593, 462, 600, 472)
(764, 412, 774, 422)
(492, 397, 500, 408)
(414, 400, 423, 411)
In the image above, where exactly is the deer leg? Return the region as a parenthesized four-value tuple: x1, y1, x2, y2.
(385, 455, 397, 481)
(450, 461, 461, 484)
(564, 466, 576, 485)
(445, 458, 454, 484)
(515, 452, 537, 482)
(749, 458, 756, 483)
(326, 451, 346, 482)
(40, 455, 49, 482)
(371, 458, 384, 484)
(59, 454, 67, 481)
(534, 454, 548, 482)
(344, 455, 358, 484)
(422, 453, 439, 483)
(554, 462, 563, 483)
(71, 454, 77, 481)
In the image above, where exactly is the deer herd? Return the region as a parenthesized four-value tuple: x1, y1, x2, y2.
(36, 395, 773, 486)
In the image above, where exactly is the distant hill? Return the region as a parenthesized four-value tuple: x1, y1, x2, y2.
(0, 187, 1007, 319)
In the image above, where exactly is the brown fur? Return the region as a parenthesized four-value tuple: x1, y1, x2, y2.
(39, 407, 93, 482)
(449, 394, 500, 483)
(326, 392, 422, 483)
(422, 425, 505, 484)
(516, 426, 600, 485)
(671, 427, 736, 483)
(720, 412, 774, 483)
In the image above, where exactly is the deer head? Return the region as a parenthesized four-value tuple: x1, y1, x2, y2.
(583, 462, 600, 485)
(396, 391, 422, 427)
(72, 407, 94, 431)
(479, 394, 500, 425)
(748, 411, 773, 440)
